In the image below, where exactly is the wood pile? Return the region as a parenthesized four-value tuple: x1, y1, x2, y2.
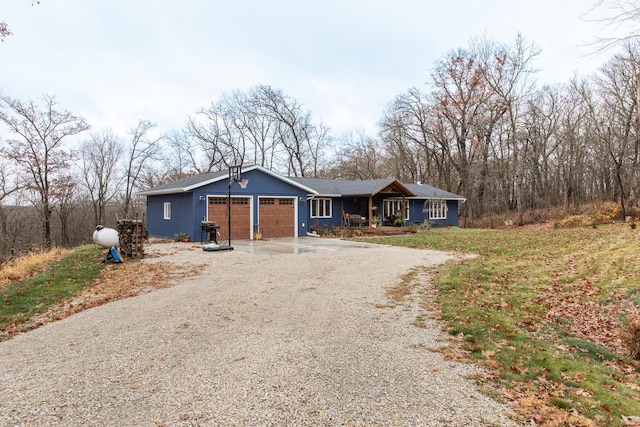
(117, 217, 145, 258)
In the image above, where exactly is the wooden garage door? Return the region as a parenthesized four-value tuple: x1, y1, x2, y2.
(259, 198, 295, 238)
(207, 197, 251, 240)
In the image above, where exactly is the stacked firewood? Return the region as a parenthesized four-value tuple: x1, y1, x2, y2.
(117, 218, 145, 258)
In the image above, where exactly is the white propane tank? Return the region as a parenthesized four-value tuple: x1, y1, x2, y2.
(92, 225, 119, 248)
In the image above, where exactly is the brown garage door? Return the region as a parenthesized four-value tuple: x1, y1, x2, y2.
(259, 198, 295, 238)
(207, 197, 251, 240)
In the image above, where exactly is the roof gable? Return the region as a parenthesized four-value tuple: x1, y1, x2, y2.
(138, 165, 317, 196)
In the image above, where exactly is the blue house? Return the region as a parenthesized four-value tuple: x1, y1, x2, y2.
(138, 165, 465, 241)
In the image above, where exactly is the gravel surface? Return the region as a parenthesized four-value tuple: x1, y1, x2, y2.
(0, 239, 519, 426)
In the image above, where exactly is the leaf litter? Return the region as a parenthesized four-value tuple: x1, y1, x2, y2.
(0, 258, 204, 340)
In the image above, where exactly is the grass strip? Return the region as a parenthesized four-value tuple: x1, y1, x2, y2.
(369, 225, 640, 426)
(0, 245, 104, 330)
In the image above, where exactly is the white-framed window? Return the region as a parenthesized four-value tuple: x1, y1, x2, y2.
(383, 199, 409, 221)
(163, 202, 171, 220)
(311, 198, 332, 218)
(428, 199, 447, 219)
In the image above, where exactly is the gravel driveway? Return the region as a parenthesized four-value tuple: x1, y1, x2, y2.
(0, 238, 519, 426)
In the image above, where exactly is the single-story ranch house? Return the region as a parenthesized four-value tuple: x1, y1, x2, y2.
(138, 165, 466, 241)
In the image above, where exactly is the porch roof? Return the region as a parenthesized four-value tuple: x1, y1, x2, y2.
(289, 177, 416, 197)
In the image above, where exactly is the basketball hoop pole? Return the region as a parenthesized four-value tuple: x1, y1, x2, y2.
(227, 165, 242, 248)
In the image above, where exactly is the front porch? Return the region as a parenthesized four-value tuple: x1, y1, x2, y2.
(339, 179, 416, 229)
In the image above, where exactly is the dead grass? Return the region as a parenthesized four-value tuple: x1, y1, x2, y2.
(384, 271, 418, 302)
(466, 201, 639, 230)
(0, 249, 205, 341)
(0, 248, 70, 287)
(622, 316, 640, 360)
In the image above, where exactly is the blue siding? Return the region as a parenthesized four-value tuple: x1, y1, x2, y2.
(308, 197, 341, 230)
(146, 192, 195, 239)
(408, 200, 425, 225)
(406, 199, 461, 227)
(144, 167, 462, 239)
(147, 169, 312, 239)
(445, 200, 460, 226)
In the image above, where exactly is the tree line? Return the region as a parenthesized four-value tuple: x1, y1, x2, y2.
(373, 35, 640, 225)
(0, 86, 333, 260)
(1, 34, 639, 260)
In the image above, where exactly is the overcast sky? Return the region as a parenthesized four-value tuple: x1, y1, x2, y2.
(0, 1, 618, 139)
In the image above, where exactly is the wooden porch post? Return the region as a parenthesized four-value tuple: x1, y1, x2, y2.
(368, 196, 373, 227)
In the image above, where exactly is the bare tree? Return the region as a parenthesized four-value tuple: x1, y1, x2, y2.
(0, 94, 89, 249)
(162, 130, 203, 176)
(585, 43, 640, 217)
(0, 154, 21, 202)
(245, 86, 280, 168)
(259, 86, 314, 176)
(0, 155, 24, 260)
(187, 85, 329, 177)
(81, 129, 124, 225)
(186, 95, 247, 171)
(587, 0, 640, 53)
(1, 1, 40, 41)
(330, 130, 386, 179)
(122, 120, 162, 218)
(0, 21, 11, 41)
(52, 174, 79, 246)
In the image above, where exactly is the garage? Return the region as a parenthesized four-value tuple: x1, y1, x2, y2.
(259, 197, 295, 238)
(207, 197, 251, 240)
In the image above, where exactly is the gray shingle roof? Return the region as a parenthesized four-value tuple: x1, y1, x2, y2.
(137, 170, 228, 195)
(138, 165, 465, 200)
(289, 177, 464, 200)
(289, 177, 404, 196)
(404, 183, 466, 200)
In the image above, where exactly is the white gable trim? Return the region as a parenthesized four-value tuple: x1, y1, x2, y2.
(182, 165, 318, 194)
(139, 165, 319, 196)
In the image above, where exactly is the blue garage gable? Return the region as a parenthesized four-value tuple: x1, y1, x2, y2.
(140, 166, 317, 240)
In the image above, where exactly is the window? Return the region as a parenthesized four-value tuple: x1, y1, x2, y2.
(383, 199, 409, 221)
(428, 199, 447, 219)
(311, 198, 332, 218)
(163, 202, 171, 220)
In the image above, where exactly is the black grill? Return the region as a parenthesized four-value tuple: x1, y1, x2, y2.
(201, 221, 220, 243)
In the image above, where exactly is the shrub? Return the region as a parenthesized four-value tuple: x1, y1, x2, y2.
(593, 201, 619, 223)
(555, 215, 593, 229)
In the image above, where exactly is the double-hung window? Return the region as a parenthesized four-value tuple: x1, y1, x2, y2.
(428, 199, 447, 219)
(311, 198, 332, 218)
(163, 202, 171, 220)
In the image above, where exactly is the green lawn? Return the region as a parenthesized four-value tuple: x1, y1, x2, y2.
(368, 224, 640, 426)
(0, 245, 104, 335)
